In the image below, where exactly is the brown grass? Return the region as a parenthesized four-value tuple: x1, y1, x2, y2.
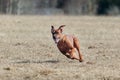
(0, 15, 120, 80)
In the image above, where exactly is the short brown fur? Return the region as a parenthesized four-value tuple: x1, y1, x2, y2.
(51, 25, 83, 62)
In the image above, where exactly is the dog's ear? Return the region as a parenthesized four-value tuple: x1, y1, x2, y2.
(58, 25, 65, 33)
(59, 25, 65, 29)
(51, 26, 54, 29)
(51, 26, 55, 33)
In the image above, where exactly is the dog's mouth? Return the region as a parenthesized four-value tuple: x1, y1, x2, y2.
(54, 38, 60, 44)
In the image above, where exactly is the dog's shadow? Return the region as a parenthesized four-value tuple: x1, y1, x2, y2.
(42, 60, 59, 63)
(14, 59, 60, 64)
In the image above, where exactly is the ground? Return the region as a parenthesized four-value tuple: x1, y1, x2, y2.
(0, 15, 120, 80)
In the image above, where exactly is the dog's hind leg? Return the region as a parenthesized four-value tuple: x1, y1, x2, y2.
(69, 48, 80, 60)
(73, 37, 83, 62)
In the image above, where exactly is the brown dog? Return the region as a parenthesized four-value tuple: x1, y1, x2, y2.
(51, 25, 83, 62)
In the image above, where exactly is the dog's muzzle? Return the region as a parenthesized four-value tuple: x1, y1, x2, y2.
(54, 38, 60, 44)
(52, 35, 60, 44)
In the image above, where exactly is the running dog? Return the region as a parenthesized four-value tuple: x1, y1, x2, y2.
(51, 25, 83, 62)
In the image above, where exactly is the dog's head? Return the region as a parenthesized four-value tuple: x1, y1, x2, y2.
(51, 25, 65, 44)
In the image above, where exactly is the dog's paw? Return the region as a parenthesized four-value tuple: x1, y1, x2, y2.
(79, 59, 83, 62)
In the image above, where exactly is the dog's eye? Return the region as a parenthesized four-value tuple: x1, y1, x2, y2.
(55, 32, 59, 34)
(52, 31, 59, 34)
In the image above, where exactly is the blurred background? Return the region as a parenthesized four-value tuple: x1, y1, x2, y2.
(0, 0, 120, 15)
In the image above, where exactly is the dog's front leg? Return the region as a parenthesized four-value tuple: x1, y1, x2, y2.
(64, 53, 71, 59)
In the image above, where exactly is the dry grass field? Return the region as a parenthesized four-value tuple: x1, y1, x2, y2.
(0, 15, 120, 80)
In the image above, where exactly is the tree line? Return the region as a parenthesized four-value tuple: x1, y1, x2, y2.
(0, 0, 120, 15)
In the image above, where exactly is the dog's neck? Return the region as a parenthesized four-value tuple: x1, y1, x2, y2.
(60, 33, 65, 39)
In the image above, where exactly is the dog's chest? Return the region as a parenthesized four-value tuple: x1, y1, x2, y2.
(57, 40, 69, 53)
